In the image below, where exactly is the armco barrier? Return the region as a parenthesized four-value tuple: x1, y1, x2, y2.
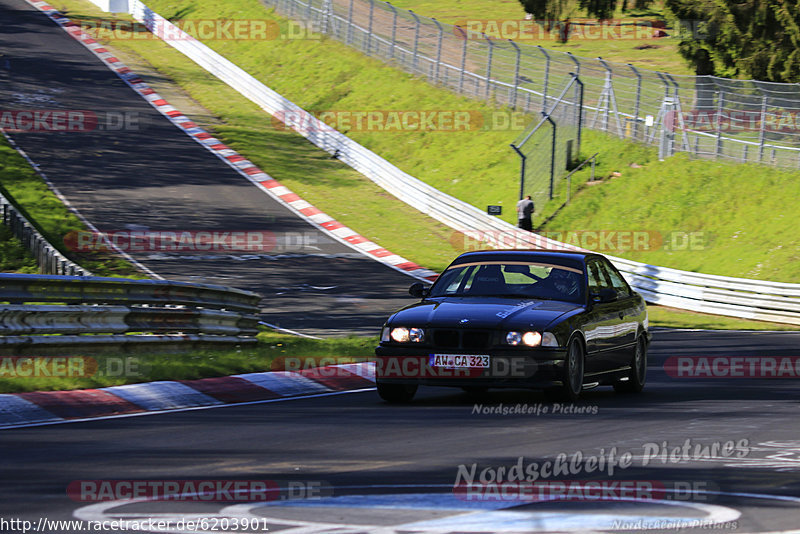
(0, 179, 90, 277)
(69, 1, 800, 325)
(0, 274, 262, 353)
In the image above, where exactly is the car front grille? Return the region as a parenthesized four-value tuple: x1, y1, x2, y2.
(432, 329, 491, 350)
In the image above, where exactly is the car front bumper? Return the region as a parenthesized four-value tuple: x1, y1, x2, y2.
(374, 345, 569, 389)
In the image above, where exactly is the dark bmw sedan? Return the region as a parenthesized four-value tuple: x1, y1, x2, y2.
(375, 250, 650, 402)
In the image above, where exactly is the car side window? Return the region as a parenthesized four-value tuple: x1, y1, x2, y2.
(599, 260, 632, 298)
(586, 260, 611, 294)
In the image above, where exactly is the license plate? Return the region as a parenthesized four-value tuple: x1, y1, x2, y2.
(429, 354, 490, 368)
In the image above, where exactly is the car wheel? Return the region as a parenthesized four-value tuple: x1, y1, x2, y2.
(376, 382, 418, 403)
(614, 336, 647, 394)
(547, 337, 584, 402)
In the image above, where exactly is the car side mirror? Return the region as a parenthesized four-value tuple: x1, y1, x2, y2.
(591, 288, 617, 304)
(409, 282, 430, 299)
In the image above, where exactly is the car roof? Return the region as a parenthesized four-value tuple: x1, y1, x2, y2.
(453, 249, 599, 262)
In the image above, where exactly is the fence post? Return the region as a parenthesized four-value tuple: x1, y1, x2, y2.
(538, 46, 550, 112)
(305, 0, 312, 22)
(455, 25, 467, 94)
(628, 64, 642, 140)
(387, 2, 397, 59)
(346, 0, 354, 44)
(547, 116, 556, 200)
(509, 40, 521, 109)
(715, 89, 725, 158)
(484, 33, 495, 101)
(321, 0, 332, 35)
(511, 144, 527, 201)
(758, 94, 767, 163)
(566, 51, 580, 77)
(410, 10, 421, 72)
(366, 0, 375, 54)
(574, 74, 584, 157)
(432, 18, 444, 83)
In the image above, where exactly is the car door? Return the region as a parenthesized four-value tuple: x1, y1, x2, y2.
(582, 259, 620, 376)
(596, 258, 640, 368)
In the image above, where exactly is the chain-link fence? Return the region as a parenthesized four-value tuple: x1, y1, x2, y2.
(265, 0, 800, 168)
(511, 75, 583, 210)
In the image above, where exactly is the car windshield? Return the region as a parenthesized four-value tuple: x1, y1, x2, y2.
(428, 261, 585, 304)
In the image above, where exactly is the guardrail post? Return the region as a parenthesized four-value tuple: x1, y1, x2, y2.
(432, 18, 444, 83)
(628, 64, 642, 140)
(538, 46, 550, 112)
(410, 10, 421, 72)
(484, 33, 495, 101)
(366, 0, 375, 54)
(387, 2, 397, 59)
(455, 25, 467, 94)
(509, 40, 521, 109)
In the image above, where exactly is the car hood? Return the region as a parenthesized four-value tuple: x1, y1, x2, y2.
(389, 297, 583, 330)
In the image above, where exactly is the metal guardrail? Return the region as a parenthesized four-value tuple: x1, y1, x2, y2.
(0, 162, 91, 277)
(0, 274, 262, 353)
(100, 1, 800, 325)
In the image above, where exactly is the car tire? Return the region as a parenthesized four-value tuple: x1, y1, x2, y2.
(614, 336, 647, 394)
(376, 382, 418, 403)
(547, 337, 585, 402)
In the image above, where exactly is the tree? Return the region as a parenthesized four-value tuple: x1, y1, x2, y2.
(666, 0, 800, 81)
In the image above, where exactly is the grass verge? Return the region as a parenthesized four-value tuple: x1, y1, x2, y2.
(0, 226, 37, 273)
(0, 136, 142, 277)
(0, 331, 377, 393)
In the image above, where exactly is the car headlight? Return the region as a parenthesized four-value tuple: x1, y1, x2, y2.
(506, 332, 558, 347)
(506, 331, 541, 347)
(381, 326, 391, 343)
(390, 327, 425, 343)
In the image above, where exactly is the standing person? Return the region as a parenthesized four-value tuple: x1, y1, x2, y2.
(517, 195, 534, 231)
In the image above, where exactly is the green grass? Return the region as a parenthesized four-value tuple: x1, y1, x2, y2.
(0, 331, 378, 393)
(0, 226, 38, 273)
(390, 0, 693, 74)
(540, 143, 800, 283)
(0, 137, 142, 277)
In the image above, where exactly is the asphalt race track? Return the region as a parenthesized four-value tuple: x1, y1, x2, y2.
(0, 0, 421, 336)
(1, 329, 800, 533)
